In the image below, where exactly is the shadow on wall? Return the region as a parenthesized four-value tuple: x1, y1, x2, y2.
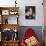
(18, 26, 43, 44)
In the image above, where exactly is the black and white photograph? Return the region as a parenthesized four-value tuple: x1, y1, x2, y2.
(25, 6, 35, 19)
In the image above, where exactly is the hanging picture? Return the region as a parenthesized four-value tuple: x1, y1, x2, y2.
(25, 6, 35, 19)
(2, 10, 9, 15)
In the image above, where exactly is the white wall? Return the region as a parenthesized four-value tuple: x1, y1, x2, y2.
(17, 0, 44, 26)
(0, 0, 15, 7)
(0, 0, 44, 26)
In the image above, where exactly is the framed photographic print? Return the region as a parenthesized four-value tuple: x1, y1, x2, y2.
(2, 10, 9, 15)
(25, 6, 35, 19)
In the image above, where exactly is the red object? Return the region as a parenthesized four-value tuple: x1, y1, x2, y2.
(21, 28, 41, 46)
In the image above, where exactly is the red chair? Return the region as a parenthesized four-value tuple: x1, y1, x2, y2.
(21, 28, 41, 46)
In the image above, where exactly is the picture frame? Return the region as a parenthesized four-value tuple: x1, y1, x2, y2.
(25, 6, 35, 19)
(2, 10, 9, 15)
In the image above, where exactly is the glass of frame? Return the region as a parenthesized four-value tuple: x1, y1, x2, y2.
(25, 6, 35, 19)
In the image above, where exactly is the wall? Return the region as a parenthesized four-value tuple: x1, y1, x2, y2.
(18, 0, 44, 26)
(0, 0, 44, 26)
(0, 0, 15, 7)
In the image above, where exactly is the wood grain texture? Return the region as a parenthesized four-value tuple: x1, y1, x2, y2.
(43, 0, 46, 46)
(43, 0, 46, 26)
(0, 24, 20, 32)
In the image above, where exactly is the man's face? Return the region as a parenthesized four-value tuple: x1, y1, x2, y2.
(29, 8, 32, 15)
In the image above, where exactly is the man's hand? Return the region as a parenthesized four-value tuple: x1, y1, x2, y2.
(25, 36, 38, 46)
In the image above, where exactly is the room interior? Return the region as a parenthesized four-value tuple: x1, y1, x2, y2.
(0, 0, 46, 46)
